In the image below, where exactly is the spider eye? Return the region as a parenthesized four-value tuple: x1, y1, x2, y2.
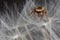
(40, 11, 41, 13)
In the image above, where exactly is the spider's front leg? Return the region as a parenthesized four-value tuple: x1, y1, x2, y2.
(31, 10, 38, 19)
(45, 10, 48, 20)
(31, 9, 35, 14)
(46, 14, 48, 20)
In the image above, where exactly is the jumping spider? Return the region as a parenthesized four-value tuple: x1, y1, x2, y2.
(31, 6, 48, 19)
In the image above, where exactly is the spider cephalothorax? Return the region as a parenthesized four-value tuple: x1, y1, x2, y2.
(31, 6, 48, 19)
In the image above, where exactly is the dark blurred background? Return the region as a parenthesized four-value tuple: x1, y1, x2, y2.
(0, 0, 26, 12)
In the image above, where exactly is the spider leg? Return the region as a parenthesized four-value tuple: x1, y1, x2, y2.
(31, 10, 37, 19)
(45, 10, 49, 20)
(45, 12, 48, 20)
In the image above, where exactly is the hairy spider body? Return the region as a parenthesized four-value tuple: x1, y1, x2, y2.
(31, 6, 48, 18)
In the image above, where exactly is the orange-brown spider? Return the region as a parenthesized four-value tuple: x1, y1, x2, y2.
(31, 6, 48, 19)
